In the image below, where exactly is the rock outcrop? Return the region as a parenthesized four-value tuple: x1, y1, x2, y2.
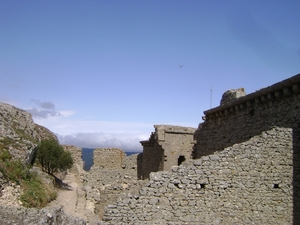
(0, 102, 57, 164)
(0, 205, 86, 225)
(0, 102, 87, 224)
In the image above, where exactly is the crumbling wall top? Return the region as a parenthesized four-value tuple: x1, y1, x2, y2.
(204, 73, 300, 121)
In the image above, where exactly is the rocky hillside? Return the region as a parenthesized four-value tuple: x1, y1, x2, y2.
(0, 102, 87, 225)
(0, 102, 57, 164)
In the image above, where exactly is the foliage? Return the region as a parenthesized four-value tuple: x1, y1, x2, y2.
(0, 150, 57, 208)
(20, 176, 57, 208)
(36, 139, 73, 175)
(0, 149, 12, 162)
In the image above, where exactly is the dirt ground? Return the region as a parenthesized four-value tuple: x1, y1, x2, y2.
(48, 172, 99, 225)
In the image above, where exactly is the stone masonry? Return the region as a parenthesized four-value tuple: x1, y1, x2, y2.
(193, 73, 300, 223)
(100, 73, 300, 224)
(102, 127, 292, 224)
(63, 145, 85, 176)
(220, 87, 246, 105)
(83, 148, 147, 220)
(140, 125, 196, 179)
(92, 148, 126, 170)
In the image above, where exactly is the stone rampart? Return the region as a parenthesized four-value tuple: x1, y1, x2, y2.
(102, 127, 293, 224)
(194, 73, 300, 158)
(140, 125, 196, 179)
(99, 73, 300, 224)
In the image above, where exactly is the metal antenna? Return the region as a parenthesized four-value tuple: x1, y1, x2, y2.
(210, 86, 212, 108)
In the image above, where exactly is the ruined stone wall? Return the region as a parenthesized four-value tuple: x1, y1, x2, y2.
(102, 127, 293, 224)
(91, 148, 126, 170)
(193, 73, 300, 158)
(99, 73, 300, 224)
(63, 145, 84, 176)
(140, 137, 164, 180)
(140, 125, 196, 179)
(192, 73, 300, 224)
(84, 149, 147, 220)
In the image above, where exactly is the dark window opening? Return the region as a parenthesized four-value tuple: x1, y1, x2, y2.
(200, 184, 205, 189)
(178, 155, 186, 166)
(274, 184, 280, 189)
(164, 155, 167, 162)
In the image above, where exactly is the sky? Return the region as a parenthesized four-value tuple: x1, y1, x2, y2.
(1, 0, 299, 152)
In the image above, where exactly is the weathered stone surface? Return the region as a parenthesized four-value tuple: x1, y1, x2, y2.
(100, 127, 293, 225)
(0, 205, 86, 225)
(0, 102, 57, 164)
(92, 148, 126, 170)
(99, 73, 300, 225)
(140, 125, 196, 179)
(83, 150, 147, 220)
(63, 145, 85, 179)
(220, 88, 246, 105)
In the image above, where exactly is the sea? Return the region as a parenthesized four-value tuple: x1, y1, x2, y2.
(82, 148, 141, 171)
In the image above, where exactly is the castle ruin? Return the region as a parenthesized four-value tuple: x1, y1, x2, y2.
(139, 125, 196, 179)
(101, 73, 300, 224)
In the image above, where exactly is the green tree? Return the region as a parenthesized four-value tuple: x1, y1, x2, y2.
(35, 139, 73, 175)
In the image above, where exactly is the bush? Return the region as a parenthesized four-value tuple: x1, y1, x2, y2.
(36, 139, 73, 175)
(0, 149, 12, 162)
(20, 176, 57, 208)
(0, 150, 57, 208)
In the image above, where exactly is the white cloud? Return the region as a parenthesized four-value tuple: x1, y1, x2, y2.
(26, 100, 63, 119)
(27, 101, 196, 152)
(34, 115, 152, 152)
(57, 132, 148, 152)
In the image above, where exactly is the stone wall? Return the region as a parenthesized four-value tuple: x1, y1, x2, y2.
(100, 73, 300, 224)
(102, 127, 292, 224)
(220, 87, 246, 105)
(193, 73, 300, 158)
(193, 73, 300, 223)
(83, 149, 147, 220)
(140, 125, 196, 179)
(92, 148, 126, 170)
(63, 145, 84, 177)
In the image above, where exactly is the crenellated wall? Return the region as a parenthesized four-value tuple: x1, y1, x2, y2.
(140, 125, 196, 179)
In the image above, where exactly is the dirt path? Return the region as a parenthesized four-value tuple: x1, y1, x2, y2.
(48, 172, 99, 225)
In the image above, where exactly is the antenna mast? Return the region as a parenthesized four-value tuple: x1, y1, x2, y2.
(210, 86, 212, 108)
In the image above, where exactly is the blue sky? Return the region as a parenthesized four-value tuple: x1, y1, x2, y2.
(1, 0, 299, 151)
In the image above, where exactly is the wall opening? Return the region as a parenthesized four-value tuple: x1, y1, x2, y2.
(178, 155, 186, 166)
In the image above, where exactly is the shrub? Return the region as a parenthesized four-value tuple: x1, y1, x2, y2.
(0, 150, 57, 208)
(35, 139, 73, 175)
(20, 176, 57, 208)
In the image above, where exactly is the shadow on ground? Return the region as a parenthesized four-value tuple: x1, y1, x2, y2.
(52, 174, 72, 190)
